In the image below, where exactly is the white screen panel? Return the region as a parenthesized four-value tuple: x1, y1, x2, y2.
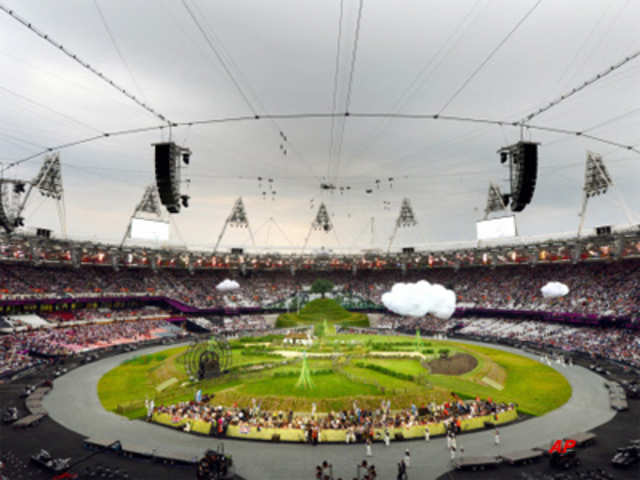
(476, 216, 516, 240)
(130, 218, 170, 241)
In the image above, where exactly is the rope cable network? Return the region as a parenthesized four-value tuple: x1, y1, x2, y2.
(0, 2, 170, 124)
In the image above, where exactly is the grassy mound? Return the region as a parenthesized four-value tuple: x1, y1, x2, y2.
(276, 298, 369, 328)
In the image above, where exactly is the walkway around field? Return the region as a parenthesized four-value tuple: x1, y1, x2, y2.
(43, 338, 615, 480)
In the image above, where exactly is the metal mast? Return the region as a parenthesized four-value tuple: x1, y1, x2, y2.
(120, 184, 165, 248)
(302, 202, 333, 253)
(387, 198, 417, 252)
(213, 197, 255, 253)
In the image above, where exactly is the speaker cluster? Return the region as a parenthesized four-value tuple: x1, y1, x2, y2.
(153, 142, 191, 214)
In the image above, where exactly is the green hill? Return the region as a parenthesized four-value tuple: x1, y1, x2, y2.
(276, 298, 369, 328)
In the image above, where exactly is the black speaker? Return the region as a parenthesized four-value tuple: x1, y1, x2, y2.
(596, 225, 612, 236)
(154, 142, 181, 213)
(510, 141, 538, 212)
(402, 247, 415, 254)
(36, 228, 51, 238)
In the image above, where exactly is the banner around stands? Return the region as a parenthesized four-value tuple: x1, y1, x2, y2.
(0, 294, 636, 329)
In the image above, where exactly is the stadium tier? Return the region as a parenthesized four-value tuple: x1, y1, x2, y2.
(1, 258, 638, 318)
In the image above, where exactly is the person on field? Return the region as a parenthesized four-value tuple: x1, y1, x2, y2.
(366, 437, 372, 457)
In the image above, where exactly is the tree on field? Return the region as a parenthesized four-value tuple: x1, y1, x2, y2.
(295, 352, 314, 389)
(414, 328, 424, 352)
(311, 278, 334, 298)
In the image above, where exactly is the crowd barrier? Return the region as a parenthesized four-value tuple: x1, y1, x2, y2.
(152, 409, 518, 443)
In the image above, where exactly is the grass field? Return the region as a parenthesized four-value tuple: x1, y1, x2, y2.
(98, 330, 571, 419)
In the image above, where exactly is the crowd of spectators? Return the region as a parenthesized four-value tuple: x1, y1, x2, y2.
(454, 318, 640, 367)
(154, 396, 515, 441)
(41, 306, 170, 325)
(1, 260, 638, 318)
(0, 319, 185, 377)
(189, 315, 269, 334)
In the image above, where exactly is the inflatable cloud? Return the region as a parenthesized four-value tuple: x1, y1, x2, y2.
(216, 279, 240, 291)
(381, 280, 456, 319)
(541, 281, 570, 298)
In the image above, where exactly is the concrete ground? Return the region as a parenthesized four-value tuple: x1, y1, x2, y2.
(41, 338, 617, 480)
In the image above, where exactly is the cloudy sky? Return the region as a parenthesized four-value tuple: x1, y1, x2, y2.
(0, 0, 638, 252)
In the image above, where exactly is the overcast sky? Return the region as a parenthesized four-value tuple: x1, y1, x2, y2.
(0, 0, 638, 252)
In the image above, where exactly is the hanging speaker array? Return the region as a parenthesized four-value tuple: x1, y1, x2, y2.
(498, 141, 538, 213)
(153, 142, 191, 214)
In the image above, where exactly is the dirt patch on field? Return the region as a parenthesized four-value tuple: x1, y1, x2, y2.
(428, 353, 478, 375)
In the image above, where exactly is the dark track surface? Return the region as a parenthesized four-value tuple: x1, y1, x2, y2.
(0, 371, 232, 480)
(436, 396, 640, 480)
(1, 337, 636, 480)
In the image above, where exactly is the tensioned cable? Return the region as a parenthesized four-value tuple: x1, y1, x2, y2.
(438, 0, 544, 115)
(348, 0, 486, 160)
(555, 0, 615, 87)
(3, 111, 639, 173)
(93, 0, 147, 103)
(332, 0, 364, 185)
(180, 0, 257, 116)
(0, 3, 170, 124)
(0, 85, 103, 134)
(0, 130, 47, 150)
(327, 0, 345, 179)
(521, 47, 640, 122)
(542, 105, 640, 149)
(180, 0, 323, 182)
(1, 124, 168, 172)
(566, 0, 631, 89)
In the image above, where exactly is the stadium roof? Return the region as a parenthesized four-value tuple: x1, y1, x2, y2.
(0, 0, 639, 250)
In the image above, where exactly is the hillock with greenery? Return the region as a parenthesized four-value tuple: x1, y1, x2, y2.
(276, 298, 369, 328)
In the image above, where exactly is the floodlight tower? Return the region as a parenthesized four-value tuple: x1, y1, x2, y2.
(577, 151, 635, 237)
(0, 152, 66, 236)
(387, 198, 417, 252)
(213, 197, 255, 253)
(484, 182, 510, 219)
(120, 184, 166, 248)
(302, 202, 333, 253)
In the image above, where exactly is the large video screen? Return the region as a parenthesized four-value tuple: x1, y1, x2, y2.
(476, 216, 516, 240)
(130, 218, 170, 241)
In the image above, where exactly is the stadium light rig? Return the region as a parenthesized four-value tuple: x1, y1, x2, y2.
(311, 203, 333, 232)
(213, 197, 255, 253)
(583, 152, 612, 199)
(484, 182, 510, 219)
(0, 153, 66, 235)
(302, 203, 334, 253)
(388, 198, 417, 253)
(120, 184, 168, 249)
(577, 151, 629, 238)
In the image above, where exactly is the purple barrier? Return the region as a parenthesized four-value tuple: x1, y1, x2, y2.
(2, 295, 636, 329)
(0, 295, 270, 317)
(164, 317, 187, 323)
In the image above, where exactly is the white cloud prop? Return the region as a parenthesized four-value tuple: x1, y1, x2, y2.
(541, 281, 570, 298)
(381, 280, 456, 319)
(216, 279, 240, 291)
